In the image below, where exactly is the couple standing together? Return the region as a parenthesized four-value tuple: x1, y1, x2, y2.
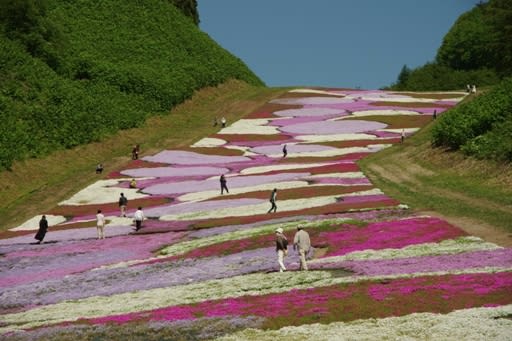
(275, 225, 311, 272)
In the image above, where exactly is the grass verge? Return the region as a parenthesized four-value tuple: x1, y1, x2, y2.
(359, 117, 512, 246)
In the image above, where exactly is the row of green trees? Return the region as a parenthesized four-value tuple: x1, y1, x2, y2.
(0, 0, 263, 170)
(389, 0, 511, 91)
(431, 77, 512, 162)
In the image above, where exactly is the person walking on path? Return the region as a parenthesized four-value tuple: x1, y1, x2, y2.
(400, 129, 405, 144)
(119, 193, 128, 217)
(96, 209, 106, 240)
(433, 110, 437, 120)
(268, 188, 278, 213)
(221, 117, 227, 128)
(275, 227, 288, 272)
(34, 215, 49, 244)
(96, 163, 103, 174)
(134, 206, 145, 231)
(220, 174, 229, 194)
(293, 225, 311, 271)
(282, 144, 287, 158)
(131, 145, 139, 160)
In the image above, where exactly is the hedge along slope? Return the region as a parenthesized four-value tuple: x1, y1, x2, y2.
(0, 0, 263, 170)
(431, 77, 512, 162)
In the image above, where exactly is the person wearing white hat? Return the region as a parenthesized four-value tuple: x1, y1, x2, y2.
(275, 227, 288, 272)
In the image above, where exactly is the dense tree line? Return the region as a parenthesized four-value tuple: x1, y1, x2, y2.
(0, 0, 263, 170)
(388, 0, 511, 91)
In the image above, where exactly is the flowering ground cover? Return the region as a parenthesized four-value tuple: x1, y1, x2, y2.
(2, 88, 511, 340)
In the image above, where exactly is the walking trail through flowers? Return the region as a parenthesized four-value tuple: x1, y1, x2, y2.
(1, 88, 511, 340)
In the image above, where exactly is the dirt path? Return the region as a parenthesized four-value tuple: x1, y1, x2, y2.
(364, 159, 512, 247)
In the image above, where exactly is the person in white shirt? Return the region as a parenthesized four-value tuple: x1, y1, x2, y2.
(96, 209, 106, 239)
(134, 206, 145, 231)
(293, 225, 311, 271)
(221, 117, 227, 128)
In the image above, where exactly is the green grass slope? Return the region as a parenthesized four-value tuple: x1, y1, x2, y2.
(0, 0, 263, 170)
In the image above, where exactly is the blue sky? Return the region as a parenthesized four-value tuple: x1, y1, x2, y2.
(198, 1, 480, 90)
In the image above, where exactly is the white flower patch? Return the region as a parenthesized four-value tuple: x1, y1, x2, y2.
(378, 128, 420, 134)
(344, 94, 438, 103)
(191, 137, 226, 148)
(341, 109, 421, 118)
(217, 305, 512, 341)
(177, 181, 318, 202)
(58, 179, 149, 206)
(295, 133, 380, 142)
(288, 88, 346, 97)
(2, 267, 510, 333)
(162, 189, 383, 221)
(222, 145, 259, 156)
(218, 119, 279, 135)
(9, 215, 67, 231)
(240, 162, 337, 175)
(310, 237, 501, 264)
(160, 195, 339, 221)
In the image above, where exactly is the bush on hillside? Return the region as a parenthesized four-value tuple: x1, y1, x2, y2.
(0, 0, 263, 170)
(431, 77, 512, 162)
(390, 63, 499, 91)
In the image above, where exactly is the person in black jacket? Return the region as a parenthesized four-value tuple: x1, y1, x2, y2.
(220, 174, 229, 194)
(34, 215, 48, 244)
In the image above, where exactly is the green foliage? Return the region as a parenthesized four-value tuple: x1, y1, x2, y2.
(390, 63, 499, 91)
(170, 0, 199, 25)
(437, 0, 512, 76)
(0, 0, 263, 170)
(431, 77, 512, 162)
(388, 0, 512, 91)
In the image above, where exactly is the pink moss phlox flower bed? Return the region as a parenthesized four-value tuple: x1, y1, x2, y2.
(86, 272, 512, 328)
(280, 120, 388, 134)
(120, 166, 230, 178)
(143, 172, 310, 195)
(143, 150, 251, 165)
(0, 232, 186, 288)
(320, 217, 467, 257)
(272, 108, 346, 118)
(312, 249, 512, 276)
(250, 144, 339, 156)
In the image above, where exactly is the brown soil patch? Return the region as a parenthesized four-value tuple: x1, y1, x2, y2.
(392, 92, 464, 100)
(314, 139, 400, 149)
(370, 101, 453, 109)
(180, 146, 245, 156)
(342, 115, 433, 129)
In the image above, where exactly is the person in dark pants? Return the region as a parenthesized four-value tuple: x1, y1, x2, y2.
(220, 174, 229, 194)
(282, 144, 287, 158)
(96, 163, 103, 174)
(268, 188, 278, 213)
(134, 206, 145, 231)
(119, 193, 128, 217)
(34, 215, 49, 244)
(433, 110, 437, 120)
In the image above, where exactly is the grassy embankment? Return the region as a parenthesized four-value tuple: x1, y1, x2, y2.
(0, 80, 287, 231)
(359, 96, 512, 245)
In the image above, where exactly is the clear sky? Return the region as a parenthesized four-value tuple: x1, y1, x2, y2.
(198, 0, 480, 90)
